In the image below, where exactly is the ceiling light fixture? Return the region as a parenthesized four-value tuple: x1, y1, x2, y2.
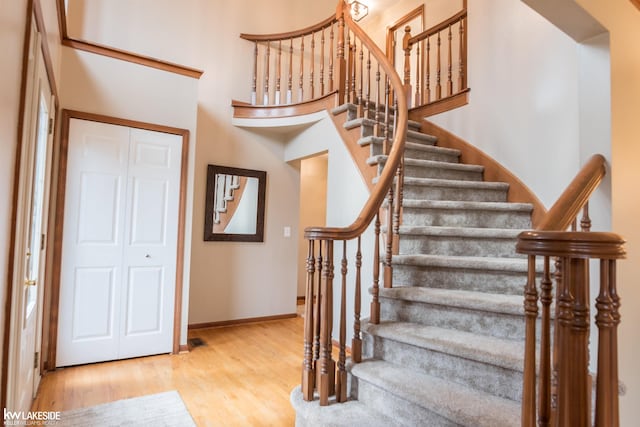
(349, 0, 369, 22)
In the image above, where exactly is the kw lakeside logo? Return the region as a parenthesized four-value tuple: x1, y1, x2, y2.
(3, 408, 61, 426)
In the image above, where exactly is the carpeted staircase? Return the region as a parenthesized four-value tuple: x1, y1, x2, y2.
(292, 105, 533, 426)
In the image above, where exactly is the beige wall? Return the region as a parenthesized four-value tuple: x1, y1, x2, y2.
(297, 155, 328, 297)
(572, 1, 640, 423)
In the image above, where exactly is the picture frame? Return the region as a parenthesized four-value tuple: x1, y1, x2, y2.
(203, 164, 266, 242)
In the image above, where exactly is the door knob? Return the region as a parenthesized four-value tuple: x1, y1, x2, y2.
(25, 279, 36, 286)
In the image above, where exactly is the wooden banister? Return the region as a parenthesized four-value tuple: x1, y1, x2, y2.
(240, 15, 336, 42)
(537, 154, 606, 231)
(516, 153, 625, 426)
(305, 2, 407, 241)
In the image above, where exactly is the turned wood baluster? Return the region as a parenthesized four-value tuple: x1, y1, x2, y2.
(287, 38, 293, 104)
(301, 240, 316, 401)
(350, 36, 357, 105)
(336, 10, 346, 105)
(555, 256, 573, 427)
(264, 41, 271, 105)
(299, 37, 305, 102)
(336, 241, 348, 403)
(403, 26, 412, 108)
(415, 41, 421, 106)
(313, 244, 322, 370)
(595, 259, 620, 427)
(392, 157, 404, 256)
(370, 213, 381, 324)
(384, 182, 394, 288)
(345, 32, 352, 103)
(458, 18, 465, 91)
(320, 28, 325, 97)
(352, 236, 363, 363)
(275, 40, 282, 105)
(426, 36, 431, 103)
(581, 202, 591, 232)
(365, 49, 371, 119)
(447, 24, 453, 96)
(551, 256, 562, 417)
(374, 64, 381, 137)
(436, 31, 442, 100)
(383, 78, 391, 154)
(251, 41, 258, 105)
(310, 32, 315, 100)
(318, 239, 335, 406)
(538, 256, 553, 427)
(357, 39, 364, 118)
(329, 24, 335, 93)
(522, 255, 538, 427)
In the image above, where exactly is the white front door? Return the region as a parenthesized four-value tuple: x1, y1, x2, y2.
(8, 22, 54, 414)
(56, 119, 181, 367)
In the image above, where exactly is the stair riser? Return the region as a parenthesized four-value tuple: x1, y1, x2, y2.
(403, 184, 508, 202)
(361, 333, 523, 402)
(404, 164, 483, 181)
(379, 297, 525, 340)
(404, 147, 459, 163)
(350, 375, 458, 427)
(393, 264, 526, 295)
(398, 234, 523, 258)
(402, 207, 532, 229)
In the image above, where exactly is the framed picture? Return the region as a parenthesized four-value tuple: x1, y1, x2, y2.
(204, 165, 266, 242)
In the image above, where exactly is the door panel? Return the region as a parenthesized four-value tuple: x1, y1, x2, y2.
(57, 120, 129, 367)
(57, 120, 181, 366)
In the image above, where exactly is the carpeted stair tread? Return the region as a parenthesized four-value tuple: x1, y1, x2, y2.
(379, 286, 524, 316)
(398, 225, 524, 239)
(290, 385, 396, 427)
(403, 199, 533, 212)
(402, 176, 509, 190)
(393, 253, 529, 272)
(363, 321, 524, 371)
(351, 360, 520, 427)
(405, 141, 460, 157)
(404, 158, 483, 173)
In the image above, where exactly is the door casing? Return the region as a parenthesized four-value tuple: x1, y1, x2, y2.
(46, 110, 190, 369)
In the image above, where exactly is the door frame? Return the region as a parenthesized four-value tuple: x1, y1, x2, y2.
(47, 110, 190, 368)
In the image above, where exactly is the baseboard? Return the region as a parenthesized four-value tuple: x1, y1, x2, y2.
(188, 313, 298, 330)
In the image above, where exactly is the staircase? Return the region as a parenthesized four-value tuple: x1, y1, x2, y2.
(292, 107, 533, 426)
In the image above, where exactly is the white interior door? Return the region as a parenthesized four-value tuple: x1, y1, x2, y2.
(57, 119, 181, 367)
(8, 22, 54, 414)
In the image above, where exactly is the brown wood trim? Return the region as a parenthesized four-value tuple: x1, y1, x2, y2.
(47, 110, 190, 368)
(55, 0, 202, 79)
(2, 0, 35, 413)
(409, 89, 469, 118)
(61, 38, 203, 79)
(188, 313, 298, 330)
(240, 14, 337, 42)
(232, 91, 339, 119)
(631, 0, 640, 11)
(517, 231, 626, 259)
(33, 0, 59, 100)
(414, 117, 548, 228)
(296, 296, 305, 304)
(385, 5, 425, 62)
(408, 10, 467, 45)
(178, 344, 189, 353)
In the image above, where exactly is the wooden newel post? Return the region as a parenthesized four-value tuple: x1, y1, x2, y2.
(403, 25, 412, 109)
(336, 2, 347, 106)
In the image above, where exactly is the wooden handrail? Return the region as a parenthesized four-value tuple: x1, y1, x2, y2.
(240, 15, 336, 42)
(408, 9, 467, 45)
(537, 154, 606, 231)
(305, 1, 408, 241)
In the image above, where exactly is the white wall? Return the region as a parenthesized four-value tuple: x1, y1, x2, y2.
(59, 47, 199, 344)
(572, 1, 640, 423)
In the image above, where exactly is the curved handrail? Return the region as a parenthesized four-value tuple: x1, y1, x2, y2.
(240, 15, 337, 42)
(305, 1, 408, 241)
(536, 154, 606, 231)
(408, 9, 467, 45)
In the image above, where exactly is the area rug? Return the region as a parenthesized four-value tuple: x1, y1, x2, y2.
(59, 390, 196, 426)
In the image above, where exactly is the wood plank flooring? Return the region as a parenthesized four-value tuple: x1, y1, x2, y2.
(31, 316, 304, 426)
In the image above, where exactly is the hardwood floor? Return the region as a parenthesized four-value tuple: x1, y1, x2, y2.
(32, 316, 304, 426)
